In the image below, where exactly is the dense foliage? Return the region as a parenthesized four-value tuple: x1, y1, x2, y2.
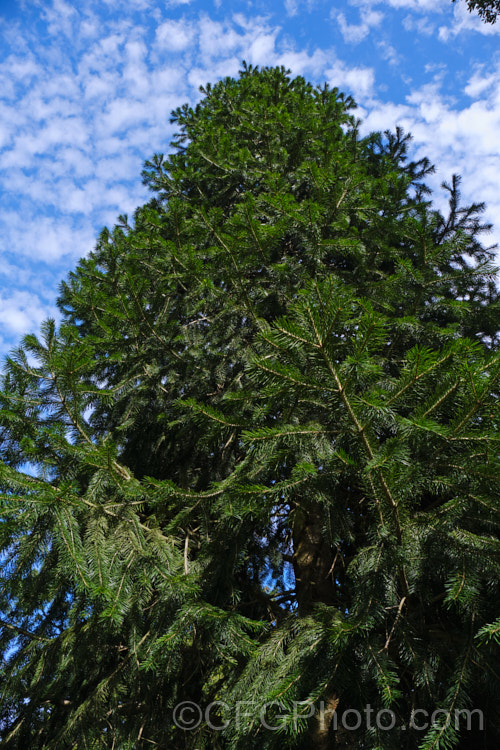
(1, 65, 499, 749)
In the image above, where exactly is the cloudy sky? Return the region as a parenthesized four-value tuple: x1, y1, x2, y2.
(0, 0, 498, 355)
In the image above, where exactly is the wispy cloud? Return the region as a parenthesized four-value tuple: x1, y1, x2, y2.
(326, 61, 376, 99)
(351, 0, 446, 11)
(284, 0, 299, 16)
(155, 18, 195, 51)
(402, 14, 436, 35)
(0, 0, 498, 357)
(335, 8, 383, 44)
(438, 1, 500, 39)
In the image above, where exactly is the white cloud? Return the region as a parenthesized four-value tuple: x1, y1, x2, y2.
(198, 15, 243, 60)
(377, 41, 400, 66)
(187, 58, 240, 90)
(40, 0, 79, 38)
(464, 68, 497, 98)
(282, 0, 319, 15)
(156, 19, 195, 52)
(94, 154, 140, 183)
(79, 16, 101, 40)
(0, 211, 97, 262)
(438, 1, 500, 39)
(0, 290, 57, 337)
(354, 0, 446, 10)
(0, 55, 40, 99)
(83, 71, 118, 100)
(402, 14, 435, 35)
(393, 0, 443, 8)
(151, 66, 185, 94)
(247, 32, 280, 65)
(98, 98, 149, 135)
(276, 48, 328, 77)
(335, 9, 383, 44)
(284, 0, 299, 16)
(326, 61, 376, 99)
(358, 0, 500, 38)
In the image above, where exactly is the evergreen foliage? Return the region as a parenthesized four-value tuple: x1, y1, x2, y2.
(0, 64, 499, 749)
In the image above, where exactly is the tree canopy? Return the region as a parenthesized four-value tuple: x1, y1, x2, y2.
(0, 64, 499, 750)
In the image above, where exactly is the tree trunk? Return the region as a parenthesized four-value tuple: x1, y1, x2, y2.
(308, 693, 339, 749)
(293, 503, 344, 748)
(292, 501, 337, 614)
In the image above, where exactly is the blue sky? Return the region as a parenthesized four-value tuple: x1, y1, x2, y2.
(0, 0, 499, 356)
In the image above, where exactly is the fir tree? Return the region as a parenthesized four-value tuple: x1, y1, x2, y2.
(0, 64, 499, 749)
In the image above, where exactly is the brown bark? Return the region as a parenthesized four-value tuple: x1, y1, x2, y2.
(292, 503, 343, 748)
(308, 693, 339, 749)
(292, 501, 337, 614)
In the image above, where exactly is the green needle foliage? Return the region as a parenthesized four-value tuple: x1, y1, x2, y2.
(1, 64, 499, 749)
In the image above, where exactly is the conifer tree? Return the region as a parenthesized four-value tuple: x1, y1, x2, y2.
(0, 64, 499, 749)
